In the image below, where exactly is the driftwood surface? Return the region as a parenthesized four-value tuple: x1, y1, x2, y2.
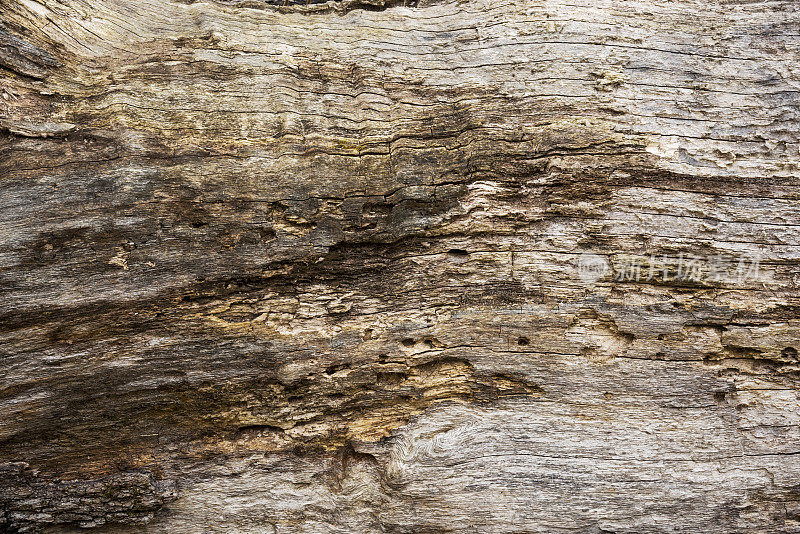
(1, 0, 800, 531)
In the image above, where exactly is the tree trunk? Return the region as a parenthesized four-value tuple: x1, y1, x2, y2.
(1, 0, 800, 531)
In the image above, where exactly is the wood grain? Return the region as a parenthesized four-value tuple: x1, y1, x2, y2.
(1, 0, 799, 531)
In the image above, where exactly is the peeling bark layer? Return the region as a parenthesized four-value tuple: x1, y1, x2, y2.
(1, 0, 800, 531)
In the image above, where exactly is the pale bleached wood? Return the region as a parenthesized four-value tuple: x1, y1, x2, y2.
(1, 0, 799, 531)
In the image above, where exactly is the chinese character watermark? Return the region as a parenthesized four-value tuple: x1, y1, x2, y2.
(577, 252, 761, 285)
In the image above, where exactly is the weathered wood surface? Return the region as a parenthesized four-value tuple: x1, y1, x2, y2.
(1, 0, 800, 531)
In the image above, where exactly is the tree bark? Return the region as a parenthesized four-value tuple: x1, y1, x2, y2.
(1, 0, 800, 531)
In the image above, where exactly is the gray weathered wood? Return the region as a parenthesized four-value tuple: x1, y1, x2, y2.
(1, 0, 800, 531)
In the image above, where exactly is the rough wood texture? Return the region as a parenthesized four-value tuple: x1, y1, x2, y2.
(1, 0, 799, 531)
